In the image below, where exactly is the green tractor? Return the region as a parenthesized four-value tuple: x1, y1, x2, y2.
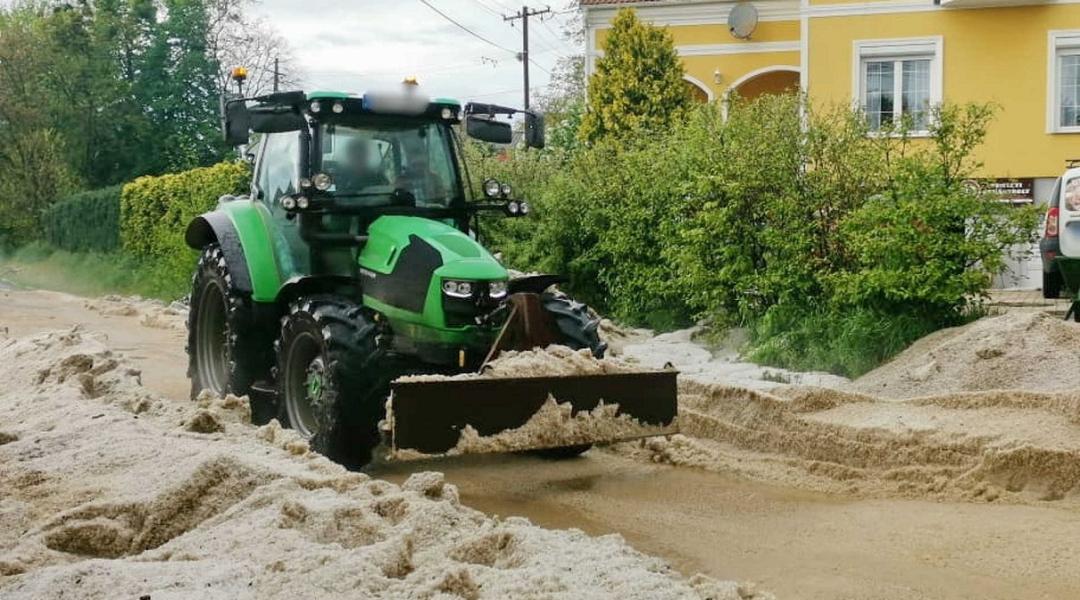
(184, 82, 677, 467)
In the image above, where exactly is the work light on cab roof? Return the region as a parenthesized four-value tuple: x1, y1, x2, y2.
(188, 76, 678, 468)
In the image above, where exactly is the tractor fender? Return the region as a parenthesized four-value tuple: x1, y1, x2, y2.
(186, 211, 253, 293)
(185, 201, 283, 302)
(508, 274, 566, 295)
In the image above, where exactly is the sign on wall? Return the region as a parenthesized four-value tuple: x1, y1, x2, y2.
(963, 178, 1036, 203)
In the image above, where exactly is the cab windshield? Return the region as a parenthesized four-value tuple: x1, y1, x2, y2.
(318, 120, 460, 208)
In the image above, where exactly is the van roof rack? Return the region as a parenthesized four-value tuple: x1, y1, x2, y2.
(1068, 159, 1080, 169)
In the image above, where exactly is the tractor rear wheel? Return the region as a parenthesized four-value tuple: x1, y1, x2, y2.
(532, 291, 609, 459)
(275, 297, 385, 469)
(187, 244, 264, 402)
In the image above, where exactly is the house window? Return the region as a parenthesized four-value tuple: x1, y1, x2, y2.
(1049, 32, 1080, 133)
(854, 37, 943, 134)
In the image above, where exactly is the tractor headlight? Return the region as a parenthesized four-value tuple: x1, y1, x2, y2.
(483, 179, 501, 199)
(310, 100, 322, 113)
(520, 201, 530, 215)
(282, 196, 297, 210)
(506, 201, 521, 215)
(442, 279, 474, 298)
(500, 183, 513, 198)
(312, 172, 333, 191)
(332, 102, 344, 114)
(296, 196, 310, 210)
(489, 280, 508, 299)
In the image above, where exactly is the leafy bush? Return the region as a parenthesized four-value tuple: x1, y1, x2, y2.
(120, 161, 249, 292)
(42, 186, 122, 252)
(472, 96, 1040, 376)
(0, 129, 78, 249)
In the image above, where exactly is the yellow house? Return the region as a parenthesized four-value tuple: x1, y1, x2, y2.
(582, 0, 1080, 288)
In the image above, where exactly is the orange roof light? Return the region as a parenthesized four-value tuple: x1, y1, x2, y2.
(403, 76, 419, 86)
(231, 66, 249, 82)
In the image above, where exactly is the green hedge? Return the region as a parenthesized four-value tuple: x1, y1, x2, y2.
(42, 186, 122, 252)
(120, 161, 249, 291)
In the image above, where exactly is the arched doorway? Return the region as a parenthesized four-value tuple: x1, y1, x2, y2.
(683, 75, 714, 104)
(727, 66, 800, 101)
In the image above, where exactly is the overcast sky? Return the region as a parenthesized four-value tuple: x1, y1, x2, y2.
(251, 0, 581, 108)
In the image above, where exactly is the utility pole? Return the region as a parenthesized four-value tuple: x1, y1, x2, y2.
(273, 57, 280, 92)
(504, 5, 550, 110)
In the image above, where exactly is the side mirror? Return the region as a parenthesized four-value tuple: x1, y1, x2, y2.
(466, 115, 512, 144)
(250, 105, 306, 134)
(221, 96, 251, 146)
(525, 112, 545, 149)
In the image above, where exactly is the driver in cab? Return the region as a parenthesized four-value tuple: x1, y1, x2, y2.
(337, 138, 388, 192)
(395, 146, 447, 205)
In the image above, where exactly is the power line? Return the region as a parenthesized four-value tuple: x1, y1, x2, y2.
(529, 57, 552, 76)
(471, 86, 544, 99)
(539, 17, 572, 50)
(469, 0, 504, 17)
(418, 0, 517, 56)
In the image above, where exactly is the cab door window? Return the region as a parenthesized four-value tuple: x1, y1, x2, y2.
(255, 132, 300, 206)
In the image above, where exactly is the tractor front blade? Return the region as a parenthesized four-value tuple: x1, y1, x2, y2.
(388, 370, 678, 457)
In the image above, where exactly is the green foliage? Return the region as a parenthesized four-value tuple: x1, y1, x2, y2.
(121, 161, 249, 291)
(135, 0, 227, 172)
(0, 129, 79, 248)
(471, 95, 1040, 376)
(579, 8, 691, 144)
(43, 186, 123, 252)
(745, 305, 954, 377)
(0, 0, 246, 249)
(829, 104, 1039, 319)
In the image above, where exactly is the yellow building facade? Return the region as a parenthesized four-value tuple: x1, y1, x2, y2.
(583, 0, 1080, 288)
(583, 0, 1080, 181)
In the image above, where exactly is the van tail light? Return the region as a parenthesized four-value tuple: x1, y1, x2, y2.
(1046, 206, 1060, 238)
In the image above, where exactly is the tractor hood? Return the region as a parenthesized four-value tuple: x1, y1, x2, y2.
(358, 216, 507, 281)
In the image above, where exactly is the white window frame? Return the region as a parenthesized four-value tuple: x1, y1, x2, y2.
(1048, 30, 1080, 134)
(852, 37, 944, 137)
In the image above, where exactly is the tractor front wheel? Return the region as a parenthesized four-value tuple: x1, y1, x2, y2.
(275, 297, 385, 469)
(187, 245, 264, 402)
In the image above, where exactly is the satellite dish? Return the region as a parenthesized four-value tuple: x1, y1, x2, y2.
(728, 3, 759, 40)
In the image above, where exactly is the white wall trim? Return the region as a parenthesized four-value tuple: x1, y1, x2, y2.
(586, 0, 802, 28)
(584, 0, 1080, 27)
(586, 22, 597, 80)
(678, 41, 801, 56)
(808, 0, 944, 18)
(1047, 30, 1080, 133)
(799, 0, 807, 92)
(808, 0, 1080, 18)
(684, 74, 717, 101)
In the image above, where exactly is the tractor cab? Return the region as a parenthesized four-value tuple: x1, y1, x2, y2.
(221, 85, 540, 252)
